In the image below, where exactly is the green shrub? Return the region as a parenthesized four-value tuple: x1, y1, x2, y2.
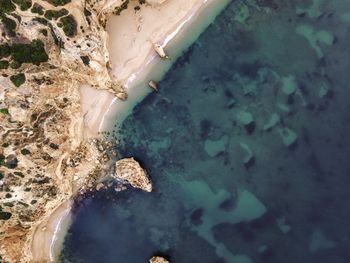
(0, 0, 16, 15)
(33, 16, 48, 25)
(10, 73, 25, 87)
(30, 3, 44, 15)
(0, 211, 12, 220)
(0, 153, 5, 165)
(10, 60, 20, 69)
(58, 15, 76, 37)
(14, 171, 24, 177)
(21, 148, 30, 155)
(0, 108, 9, 115)
(0, 43, 11, 58)
(40, 28, 48, 36)
(2, 142, 10, 148)
(44, 0, 71, 7)
(44, 8, 68, 20)
(11, 39, 48, 65)
(0, 60, 9, 69)
(1, 16, 16, 37)
(12, 0, 32, 11)
(114, 0, 129, 15)
(83, 8, 91, 16)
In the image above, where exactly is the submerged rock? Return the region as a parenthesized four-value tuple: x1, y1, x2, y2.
(281, 76, 297, 96)
(318, 83, 329, 98)
(236, 110, 255, 133)
(278, 127, 298, 148)
(204, 135, 228, 157)
(115, 158, 152, 192)
(239, 143, 254, 168)
(263, 113, 280, 131)
(309, 228, 336, 253)
(276, 216, 291, 234)
(149, 256, 169, 263)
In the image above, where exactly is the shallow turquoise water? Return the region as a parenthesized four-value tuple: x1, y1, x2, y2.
(61, 1, 350, 262)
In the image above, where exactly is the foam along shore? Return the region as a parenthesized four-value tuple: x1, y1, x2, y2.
(38, 0, 231, 261)
(31, 200, 72, 262)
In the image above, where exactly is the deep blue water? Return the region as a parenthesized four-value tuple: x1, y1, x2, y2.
(61, 1, 350, 262)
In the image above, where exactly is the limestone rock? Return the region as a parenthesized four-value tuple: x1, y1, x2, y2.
(237, 110, 253, 126)
(278, 127, 298, 148)
(150, 256, 169, 263)
(149, 80, 158, 91)
(239, 143, 254, 168)
(154, 43, 169, 59)
(115, 158, 152, 192)
(204, 135, 228, 157)
(236, 110, 255, 133)
(281, 75, 297, 96)
(263, 113, 280, 131)
(276, 216, 291, 234)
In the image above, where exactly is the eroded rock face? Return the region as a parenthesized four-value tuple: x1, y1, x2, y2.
(115, 158, 152, 192)
(149, 256, 170, 263)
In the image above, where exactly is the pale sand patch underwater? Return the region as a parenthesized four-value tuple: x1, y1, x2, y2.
(33, 0, 230, 261)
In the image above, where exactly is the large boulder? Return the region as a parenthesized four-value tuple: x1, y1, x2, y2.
(115, 157, 152, 192)
(149, 256, 169, 263)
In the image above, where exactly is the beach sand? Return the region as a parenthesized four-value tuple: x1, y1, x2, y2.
(31, 200, 72, 262)
(31, 0, 230, 261)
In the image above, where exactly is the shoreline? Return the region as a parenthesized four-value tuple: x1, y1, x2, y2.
(85, 0, 231, 134)
(31, 200, 72, 262)
(32, 0, 230, 261)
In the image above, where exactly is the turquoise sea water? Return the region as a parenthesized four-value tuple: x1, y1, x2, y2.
(61, 0, 350, 262)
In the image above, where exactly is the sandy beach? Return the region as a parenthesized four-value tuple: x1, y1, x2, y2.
(82, 0, 230, 135)
(29, 0, 230, 261)
(31, 201, 73, 262)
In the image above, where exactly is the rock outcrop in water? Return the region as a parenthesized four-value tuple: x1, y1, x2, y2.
(149, 256, 170, 263)
(115, 158, 152, 192)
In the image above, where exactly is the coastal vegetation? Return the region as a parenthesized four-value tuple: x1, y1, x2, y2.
(1, 16, 17, 36)
(0, 0, 16, 15)
(10, 73, 26, 87)
(0, 40, 49, 67)
(12, 0, 32, 11)
(0, 60, 9, 69)
(44, 8, 68, 20)
(31, 3, 44, 15)
(114, 0, 129, 15)
(58, 15, 77, 37)
(0, 211, 12, 220)
(44, 0, 71, 7)
(0, 108, 9, 115)
(33, 16, 48, 25)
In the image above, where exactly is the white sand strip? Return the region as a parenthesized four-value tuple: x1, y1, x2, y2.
(31, 200, 72, 262)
